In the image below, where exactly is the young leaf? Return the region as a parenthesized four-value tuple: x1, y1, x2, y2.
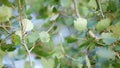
(88, 0, 97, 10)
(22, 19, 34, 33)
(96, 18, 111, 31)
(15, 30, 22, 39)
(74, 17, 87, 31)
(39, 31, 50, 43)
(0, 5, 12, 22)
(41, 57, 55, 68)
(110, 22, 120, 37)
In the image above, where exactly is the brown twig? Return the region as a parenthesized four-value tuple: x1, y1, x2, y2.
(18, 0, 33, 68)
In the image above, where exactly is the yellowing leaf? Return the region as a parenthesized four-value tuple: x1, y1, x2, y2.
(74, 17, 87, 31)
(0, 5, 12, 22)
(22, 19, 34, 32)
(96, 18, 111, 31)
(39, 31, 50, 43)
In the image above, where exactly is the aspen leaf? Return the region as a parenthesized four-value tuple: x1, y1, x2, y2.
(110, 22, 120, 37)
(39, 31, 50, 43)
(96, 18, 110, 31)
(96, 47, 115, 59)
(15, 30, 22, 39)
(74, 17, 87, 31)
(0, 5, 12, 22)
(88, 0, 97, 10)
(22, 19, 34, 32)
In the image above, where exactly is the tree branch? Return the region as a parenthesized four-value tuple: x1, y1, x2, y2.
(18, 0, 33, 68)
(73, 0, 81, 18)
(97, 0, 105, 18)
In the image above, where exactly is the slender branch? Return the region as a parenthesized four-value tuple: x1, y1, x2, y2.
(47, 21, 56, 33)
(73, 0, 81, 18)
(59, 33, 80, 62)
(97, 0, 105, 18)
(18, 0, 33, 68)
(29, 43, 36, 52)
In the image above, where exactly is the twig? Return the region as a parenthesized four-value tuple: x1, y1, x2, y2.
(97, 0, 105, 18)
(29, 43, 36, 52)
(47, 21, 56, 33)
(18, 0, 33, 68)
(73, 0, 81, 18)
(59, 33, 80, 62)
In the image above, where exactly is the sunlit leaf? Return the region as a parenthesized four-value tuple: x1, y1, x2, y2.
(22, 19, 34, 33)
(41, 57, 55, 68)
(27, 31, 39, 43)
(74, 17, 87, 31)
(88, 0, 97, 10)
(39, 31, 50, 43)
(15, 30, 22, 39)
(0, 5, 12, 22)
(110, 22, 120, 37)
(96, 18, 111, 31)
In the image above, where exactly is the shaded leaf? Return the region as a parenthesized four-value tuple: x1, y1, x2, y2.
(96, 47, 115, 59)
(101, 33, 117, 45)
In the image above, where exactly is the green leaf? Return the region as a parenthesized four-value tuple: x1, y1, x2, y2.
(27, 32, 39, 43)
(88, 0, 97, 10)
(60, 0, 72, 7)
(41, 57, 55, 68)
(85, 55, 91, 68)
(74, 17, 87, 31)
(96, 47, 115, 59)
(0, 5, 12, 22)
(110, 22, 120, 37)
(65, 36, 78, 43)
(22, 19, 34, 32)
(0, 44, 16, 52)
(101, 33, 117, 45)
(114, 45, 120, 51)
(0, 49, 5, 68)
(24, 61, 34, 68)
(107, 1, 117, 12)
(96, 18, 111, 31)
(11, 34, 21, 45)
(39, 31, 50, 43)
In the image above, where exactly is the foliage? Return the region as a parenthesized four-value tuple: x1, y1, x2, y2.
(0, 0, 120, 68)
